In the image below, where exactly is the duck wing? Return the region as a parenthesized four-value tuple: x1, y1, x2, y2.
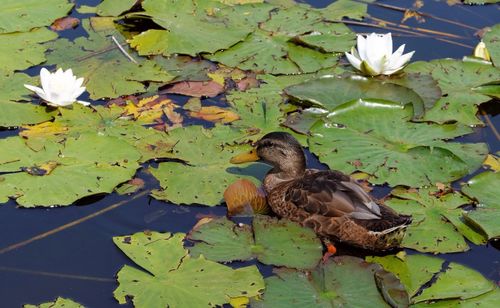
(284, 169, 382, 220)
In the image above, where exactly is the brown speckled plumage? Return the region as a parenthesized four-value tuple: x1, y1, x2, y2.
(254, 132, 411, 250)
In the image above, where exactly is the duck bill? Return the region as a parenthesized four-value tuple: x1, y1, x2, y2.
(230, 149, 259, 164)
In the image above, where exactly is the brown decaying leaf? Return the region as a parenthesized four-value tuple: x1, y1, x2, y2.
(224, 179, 268, 217)
(163, 81, 225, 98)
(110, 95, 183, 129)
(189, 106, 240, 124)
(50, 17, 80, 31)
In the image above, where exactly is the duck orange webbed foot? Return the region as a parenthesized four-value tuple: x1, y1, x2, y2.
(322, 239, 337, 263)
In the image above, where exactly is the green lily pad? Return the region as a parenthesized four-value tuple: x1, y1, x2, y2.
(0, 28, 57, 72)
(308, 99, 487, 187)
(24, 297, 84, 308)
(406, 59, 500, 125)
(322, 0, 374, 21)
(386, 73, 442, 110)
(188, 216, 323, 269)
(150, 125, 270, 206)
(386, 187, 487, 253)
(21, 104, 176, 163)
(209, 29, 338, 75)
(208, 4, 347, 75)
(114, 231, 264, 307)
(0, 0, 73, 34)
(413, 287, 500, 307)
(96, 0, 137, 16)
(368, 254, 496, 304)
(254, 256, 392, 308)
(0, 102, 55, 128)
(44, 19, 173, 99)
(129, 0, 272, 56)
(285, 75, 426, 118)
(0, 133, 140, 207)
(483, 23, 500, 66)
(462, 171, 500, 239)
(0, 71, 33, 102)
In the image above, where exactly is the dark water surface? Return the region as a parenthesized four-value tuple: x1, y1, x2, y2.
(1, 1, 499, 307)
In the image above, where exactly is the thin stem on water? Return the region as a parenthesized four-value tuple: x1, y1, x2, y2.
(0, 266, 114, 283)
(0, 190, 149, 255)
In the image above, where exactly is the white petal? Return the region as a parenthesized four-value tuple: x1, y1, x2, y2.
(71, 86, 86, 99)
(357, 35, 368, 60)
(385, 44, 406, 70)
(74, 77, 85, 88)
(383, 33, 393, 56)
(40, 68, 51, 92)
(345, 52, 362, 70)
(385, 50, 415, 74)
(24, 84, 46, 97)
(76, 100, 90, 106)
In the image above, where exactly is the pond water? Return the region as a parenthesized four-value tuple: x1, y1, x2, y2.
(0, 0, 499, 307)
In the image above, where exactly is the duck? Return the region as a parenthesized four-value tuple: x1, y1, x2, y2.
(230, 132, 411, 251)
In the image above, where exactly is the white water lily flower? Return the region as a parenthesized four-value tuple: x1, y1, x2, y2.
(24, 68, 89, 107)
(345, 33, 415, 76)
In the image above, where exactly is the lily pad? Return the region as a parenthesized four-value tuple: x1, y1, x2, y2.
(483, 23, 500, 66)
(0, 0, 73, 34)
(96, 0, 137, 16)
(0, 133, 140, 206)
(406, 59, 500, 125)
(0, 28, 57, 72)
(227, 74, 318, 142)
(308, 99, 487, 187)
(254, 256, 392, 308)
(462, 171, 500, 239)
(413, 287, 500, 307)
(188, 216, 323, 269)
(114, 231, 264, 307)
(129, 0, 272, 56)
(385, 187, 487, 253)
(0, 102, 55, 128)
(322, 0, 374, 21)
(45, 19, 173, 99)
(0, 71, 33, 102)
(24, 297, 84, 308)
(368, 254, 496, 304)
(150, 125, 270, 206)
(20, 104, 176, 163)
(285, 75, 426, 118)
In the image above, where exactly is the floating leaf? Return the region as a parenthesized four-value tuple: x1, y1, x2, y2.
(115, 178, 145, 195)
(309, 99, 487, 187)
(164, 80, 225, 98)
(413, 287, 500, 307)
(254, 256, 391, 308)
(45, 19, 173, 99)
(322, 0, 374, 21)
(20, 104, 175, 163)
(129, 0, 272, 56)
(188, 216, 323, 269)
(406, 59, 500, 125)
(0, 133, 140, 206)
(0, 71, 33, 102)
(483, 23, 500, 66)
(0, 0, 73, 34)
(96, 0, 137, 16)
(285, 75, 426, 118)
(209, 29, 338, 75)
(386, 187, 487, 253)
(224, 179, 268, 216)
(24, 297, 84, 308)
(110, 94, 178, 125)
(150, 125, 270, 206)
(113, 231, 264, 307)
(0, 102, 55, 128)
(462, 171, 500, 239)
(0, 28, 57, 72)
(50, 17, 79, 31)
(189, 106, 240, 124)
(368, 254, 496, 304)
